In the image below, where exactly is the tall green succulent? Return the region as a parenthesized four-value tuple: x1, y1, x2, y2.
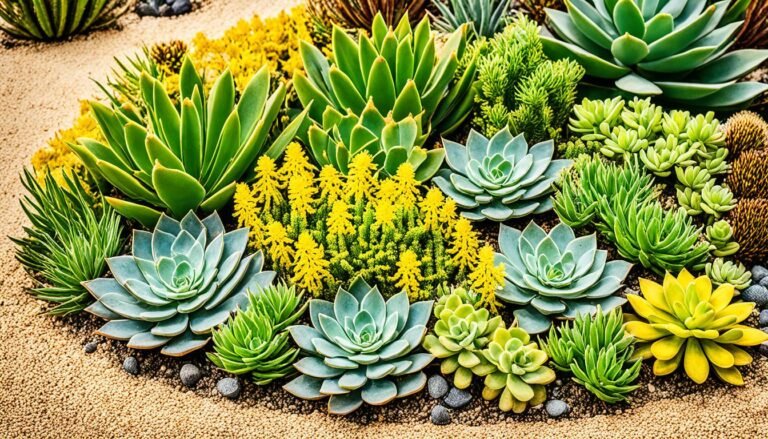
(208, 283, 307, 384)
(422, 288, 501, 388)
(12, 170, 123, 315)
(541, 306, 641, 403)
(71, 57, 307, 227)
(542, 0, 768, 108)
(307, 103, 444, 181)
(0, 0, 129, 40)
(83, 211, 275, 356)
(495, 221, 632, 334)
(295, 13, 477, 141)
(433, 127, 572, 221)
(284, 277, 433, 415)
(431, 0, 512, 38)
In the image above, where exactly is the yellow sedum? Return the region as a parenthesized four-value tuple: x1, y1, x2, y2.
(291, 232, 331, 293)
(469, 246, 505, 314)
(449, 218, 480, 272)
(327, 200, 354, 237)
(626, 269, 768, 385)
(392, 250, 424, 300)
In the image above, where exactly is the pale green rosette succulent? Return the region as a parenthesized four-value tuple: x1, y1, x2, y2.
(84, 211, 275, 356)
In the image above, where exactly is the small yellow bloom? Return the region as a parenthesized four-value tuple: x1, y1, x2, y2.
(288, 174, 317, 219)
(317, 165, 345, 204)
(251, 156, 284, 210)
(263, 222, 293, 270)
(279, 142, 316, 185)
(392, 250, 424, 300)
(393, 163, 420, 209)
(327, 200, 355, 236)
(345, 152, 378, 201)
(420, 188, 445, 230)
(449, 218, 480, 271)
(291, 232, 331, 295)
(468, 246, 505, 313)
(232, 183, 264, 248)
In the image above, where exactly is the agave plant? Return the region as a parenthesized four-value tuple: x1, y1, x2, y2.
(541, 0, 768, 108)
(208, 283, 307, 384)
(307, 103, 444, 181)
(83, 211, 275, 356)
(477, 326, 556, 413)
(541, 306, 641, 403)
(71, 57, 307, 227)
(625, 269, 768, 385)
(495, 221, 632, 334)
(430, 0, 512, 38)
(433, 128, 572, 221)
(0, 0, 130, 40)
(422, 288, 501, 388)
(295, 13, 477, 142)
(284, 276, 433, 415)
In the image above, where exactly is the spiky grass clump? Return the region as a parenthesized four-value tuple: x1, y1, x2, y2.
(0, 0, 129, 40)
(729, 198, 768, 263)
(12, 170, 123, 315)
(517, 0, 564, 24)
(724, 111, 768, 158)
(728, 150, 768, 199)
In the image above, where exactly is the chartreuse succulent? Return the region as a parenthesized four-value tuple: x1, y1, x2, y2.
(626, 270, 768, 385)
(71, 57, 307, 227)
(477, 325, 556, 413)
(541, 0, 768, 108)
(495, 221, 631, 334)
(433, 128, 572, 221)
(431, 0, 512, 38)
(307, 103, 443, 181)
(422, 288, 501, 388)
(541, 307, 641, 403)
(706, 220, 739, 257)
(284, 277, 433, 415)
(83, 211, 275, 356)
(294, 12, 477, 141)
(705, 258, 751, 291)
(208, 283, 307, 384)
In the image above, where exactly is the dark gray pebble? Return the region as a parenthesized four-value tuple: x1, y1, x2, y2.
(752, 265, 768, 283)
(180, 363, 201, 388)
(743, 285, 768, 307)
(84, 342, 97, 354)
(217, 377, 241, 399)
(443, 387, 472, 409)
(427, 375, 449, 399)
(430, 405, 451, 425)
(123, 356, 139, 375)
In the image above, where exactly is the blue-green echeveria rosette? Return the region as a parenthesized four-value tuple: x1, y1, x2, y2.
(284, 276, 434, 415)
(433, 127, 572, 221)
(83, 211, 275, 356)
(495, 221, 632, 334)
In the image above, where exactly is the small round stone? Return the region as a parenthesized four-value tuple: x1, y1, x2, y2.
(123, 356, 139, 375)
(171, 0, 191, 14)
(135, 2, 158, 16)
(752, 265, 768, 283)
(759, 341, 768, 357)
(743, 285, 768, 307)
(443, 387, 472, 409)
(759, 276, 768, 289)
(760, 310, 768, 327)
(430, 405, 451, 425)
(83, 342, 97, 354)
(545, 399, 570, 418)
(217, 377, 241, 399)
(158, 4, 172, 16)
(180, 364, 201, 388)
(427, 375, 449, 399)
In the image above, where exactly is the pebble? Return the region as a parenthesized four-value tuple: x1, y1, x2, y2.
(427, 375, 449, 399)
(171, 0, 191, 14)
(760, 276, 768, 289)
(430, 405, 451, 425)
(158, 4, 172, 16)
(217, 377, 241, 399)
(743, 285, 768, 307)
(545, 399, 570, 418)
(180, 364, 201, 388)
(760, 342, 768, 357)
(84, 342, 97, 354)
(647, 383, 656, 393)
(760, 310, 768, 327)
(443, 387, 472, 409)
(123, 356, 139, 375)
(752, 265, 768, 283)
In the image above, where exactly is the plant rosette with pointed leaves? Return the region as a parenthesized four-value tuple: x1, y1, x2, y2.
(625, 269, 768, 385)
(71, 57, 307, 227)
(495, 221, 632, 334)
(283, 276, 433, 415)
(433, 128, 572, 221)
(541, 0, 768, 108)
(422, 288, 501, 389)
(83, 211, 275, 356)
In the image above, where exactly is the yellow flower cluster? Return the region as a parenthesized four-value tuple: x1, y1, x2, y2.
(233, 144, 497, 301)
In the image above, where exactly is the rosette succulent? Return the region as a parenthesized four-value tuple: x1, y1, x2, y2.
(706, 220, 739, 257)
(433, 128, 572, 221)
(422, 288, 501, 388)
(541, 0, 768, 108)
(284, 277, 433, 415)
(705, 258, 751, 291)
(83, 211, 275, 356)
(72, 57, 307, 226)
(431, 0, 512, 38)
(478, 326, 556, 413)
(495, 221, 632, 334)
(625, 270, 768, 385)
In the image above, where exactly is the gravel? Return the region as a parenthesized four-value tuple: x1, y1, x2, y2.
(180, 364, 201, 388)
(217, 377, 241, 399)
(123, 356, 140, 375)
(427, 375, 449, 399)
(430, 405, 451, 425)
(443, 387, 472, 409)
(743, 285, 768, 307)
(84, 342, 98, 354)
(753, 265, 768, 283)
(545, 399, 570, 418)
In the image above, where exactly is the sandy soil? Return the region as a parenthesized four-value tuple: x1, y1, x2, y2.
(1, 2, 768, 437)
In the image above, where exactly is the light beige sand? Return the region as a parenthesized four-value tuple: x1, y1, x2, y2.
(1, 3, 768, 437)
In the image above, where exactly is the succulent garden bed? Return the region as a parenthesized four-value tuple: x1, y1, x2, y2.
(4, 0, 768, 435)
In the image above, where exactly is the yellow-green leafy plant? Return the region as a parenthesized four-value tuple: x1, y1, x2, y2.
(729, 198, 768, 263)
(232, 145, 497, 301)
(706, 220, 739, 257)
(0, 0, 129, 40)
(678, 181, 736, 220)
(541, 307, 641, 403)
(208, 283, 307, 384)
(706, 258, 751, 291)
(97, 44, 168, 114)
(476, 325, 556, 413)
(12, 170, 123, 315)
(625, 269, 768, 385)
(723, 110, 768, 157)
(472, 15, 584, 144)
(728, 150, 768, 199)
(71, 57, 308, 226)
(422, 287, 501, 388)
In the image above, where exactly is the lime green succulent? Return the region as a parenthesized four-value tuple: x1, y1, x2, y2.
(706, 220, 739, 257)
(640, 134, 697, 177)
(700, 181, 736, 219)
(705, 258, 751, 291)
(676, 166, 712, 191)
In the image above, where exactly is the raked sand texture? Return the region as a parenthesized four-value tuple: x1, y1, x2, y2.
(1, 2, 768, 437)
